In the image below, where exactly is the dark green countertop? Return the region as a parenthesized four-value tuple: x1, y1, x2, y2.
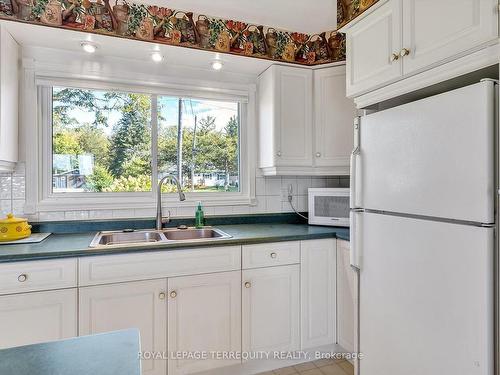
(0, 330, 141, 375)
(0, 224, 349, 263)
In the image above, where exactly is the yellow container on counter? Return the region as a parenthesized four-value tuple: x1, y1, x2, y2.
(0, 213, 32, 242)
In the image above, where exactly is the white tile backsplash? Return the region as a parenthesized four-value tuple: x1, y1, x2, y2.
(255, 177, 266, 196)
(0, 176, 12, 199)
(65, 211, 90, 220)
(1, 163, 349, 221)
(12, 177, 26, 199)
(296, 177, 312, 195)
(265, 177, 282, 196)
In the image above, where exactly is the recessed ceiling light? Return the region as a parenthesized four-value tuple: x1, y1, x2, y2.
(151, 51, 164, 63)
(211, 59, 223, 71)
(81, 41, 97, 54)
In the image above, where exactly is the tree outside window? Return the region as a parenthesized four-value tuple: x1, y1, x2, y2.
(51, 87, 240, 194)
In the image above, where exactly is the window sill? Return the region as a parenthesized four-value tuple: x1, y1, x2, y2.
(31, 194, 256, 213)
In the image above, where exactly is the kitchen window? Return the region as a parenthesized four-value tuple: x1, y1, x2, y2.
(32, 81, 252, 212)
(49, 87, 240, 194)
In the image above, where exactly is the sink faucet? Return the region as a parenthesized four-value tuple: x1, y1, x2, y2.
(156, 175, 186, 230)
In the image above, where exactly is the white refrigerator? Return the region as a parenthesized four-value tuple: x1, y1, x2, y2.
(350, 80, 496, 375)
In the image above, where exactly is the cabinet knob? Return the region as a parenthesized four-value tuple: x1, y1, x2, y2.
(159, 292, 166, 300)
(244, 282, 251, 288)
(17, 274, 28, 282)
(400, 48, 410, 57)
(390, 53, 399, 62)
(277, 151, 282, 157)
(315, 152, 321, 157)
(170, 291, 177, 298)
(270, 252, 277, 259)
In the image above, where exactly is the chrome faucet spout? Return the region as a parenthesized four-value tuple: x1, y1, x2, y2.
(156, 175, 185, 230)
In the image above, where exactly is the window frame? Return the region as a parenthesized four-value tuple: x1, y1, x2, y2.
(33, 80, 254, 213)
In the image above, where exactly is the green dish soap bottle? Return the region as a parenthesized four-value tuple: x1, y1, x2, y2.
(195, 202, 205, 228)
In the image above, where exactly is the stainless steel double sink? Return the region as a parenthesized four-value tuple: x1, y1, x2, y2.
(89, 227, 232, 248)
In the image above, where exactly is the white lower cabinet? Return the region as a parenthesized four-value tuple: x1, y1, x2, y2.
(336, 240, 355, 354)
(0, 239, 349, 374)
(300, 239, 337, 349)
(79, 279, 167, 375)
(242, 264, 300, 353)
(0, 288, 77, 349)
(167, 271, 242, 375)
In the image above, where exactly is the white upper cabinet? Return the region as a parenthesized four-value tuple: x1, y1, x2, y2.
(345, 0, 403, 97)
(167, 271, 241, 375)
(342, 0, 499, 98)
(258, 64, 355, 176)
(314, 66, 356, 170)
(258, 65, 313, 173)
(402, 0, 498, 75)
(0, 25, 19, 172)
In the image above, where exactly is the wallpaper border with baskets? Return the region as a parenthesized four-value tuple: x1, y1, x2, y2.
(0, 0, 356, 66)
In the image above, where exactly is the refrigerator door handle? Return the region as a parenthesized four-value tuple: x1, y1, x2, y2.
(350, 210, 362, 270)
(350, 117, 361, 209)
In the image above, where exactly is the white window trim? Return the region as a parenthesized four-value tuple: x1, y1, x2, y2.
(24, 72, 257, 213)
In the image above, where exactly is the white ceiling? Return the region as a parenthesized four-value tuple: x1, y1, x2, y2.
(3, 20, 281, 79)
(134, 0, 338, 34)
(2, 0, 339, 80)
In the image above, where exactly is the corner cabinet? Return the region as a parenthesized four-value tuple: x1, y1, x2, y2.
(258, 64, 356, 176)
(258, 65, 313, 173)
(0, 25, 20, 172)
(300, 239, 337, 349)
(342, 0, 499, 99)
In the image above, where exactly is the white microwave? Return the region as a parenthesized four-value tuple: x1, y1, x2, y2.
(308, 188, 350, 227)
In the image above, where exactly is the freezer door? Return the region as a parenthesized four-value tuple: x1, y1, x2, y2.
(355, 81, 495, 223)
(355, 211, 494, 375)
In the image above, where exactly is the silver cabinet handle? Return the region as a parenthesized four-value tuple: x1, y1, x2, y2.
(315, 152, 321, 157)
(390, 53, 399, 62)
(159, 292, 166, 300)
(400, 48, 410, 57)
(244, 282, 251, 288)
(18, 274, 28, 282)
(270, 252, 277, 259)
(170, 291, 177, 298)
(277, 151, 282, 157)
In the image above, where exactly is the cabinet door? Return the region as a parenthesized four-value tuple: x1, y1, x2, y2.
(0, 25, 19, 170)
(314, 67, 357, 170)
(167, 271, 241, 375)
(276, 67, 313, 167)
(0, 289, 77, 349)
(301, 239, 336, 349)
(346, 0, 403, 97)
(402, 0, 498, 75)
(79, 280, 167, 375)
(337, 240, 355, 353)
(242, 265, 300, 352)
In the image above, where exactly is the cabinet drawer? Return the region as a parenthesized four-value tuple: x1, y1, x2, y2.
(242, 241, 300, 269)
(79, 246, 241, 286)
(0, 259, 77, 295)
